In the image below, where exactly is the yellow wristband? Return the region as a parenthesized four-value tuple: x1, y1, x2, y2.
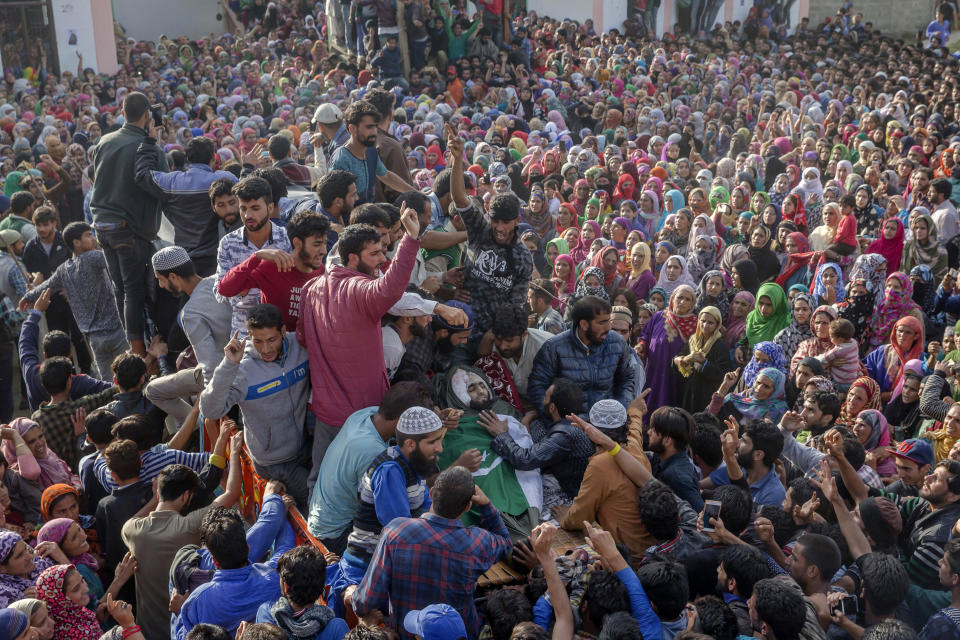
(607, 443, 621, 457)
(209, 454, 226, 469)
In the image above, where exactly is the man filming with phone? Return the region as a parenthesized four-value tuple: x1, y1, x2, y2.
(90, 91, 169, 356)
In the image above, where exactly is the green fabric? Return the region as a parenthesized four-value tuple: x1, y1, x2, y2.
(744, 283, 791, 347)
(3, 172, 23, 198)
(545, 238, 569, 265)
(438, 414, 530, 519)
(0, 216, 31, 235)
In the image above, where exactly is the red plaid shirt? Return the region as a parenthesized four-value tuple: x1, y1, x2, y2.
(352, 503, 511, 639)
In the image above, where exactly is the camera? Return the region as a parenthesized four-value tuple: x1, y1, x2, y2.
(150, 104, 164, 128)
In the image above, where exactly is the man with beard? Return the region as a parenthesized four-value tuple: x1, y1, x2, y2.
(208, 178, 243, 244)
(700, 418, 786, 508)
(382, 291, 466, 380)
(300, 208, 453, 484)
(395, 300, 475, 379)
(201, 303, 312, 508)
(329, 101, 416, 206)
(333, 406, 447, 614)
(528, 295, 635, 414)
(647, 406, 704, 512)
(479, 377, 594, 515)
(146, 245, 233, 424)
(217, 211, 330, 332)
(214, 177, 292, 337)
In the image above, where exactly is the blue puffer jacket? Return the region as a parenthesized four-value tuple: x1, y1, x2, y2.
(527, 329, 636, 413)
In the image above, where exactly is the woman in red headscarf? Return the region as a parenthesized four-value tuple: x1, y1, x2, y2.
(583, 245, 624, 295)
(613, 173, 636, 203)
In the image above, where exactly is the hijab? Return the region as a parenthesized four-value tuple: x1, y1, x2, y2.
(810, 262, 844, 302)
(910, 264, 937, 312)
(775, 293, 815, 361)
(575, 267, 610, 301)
(36, 519, 96, 572)
(745, 283, 791, 347)
(857, 409, 893, 457)
(677, 306, 724, 377)
(866, 219, 904, 274)
(1, 418, 74, 488)
(0, 532, 53, 608)
(655, 255, 697, 297)
(570, 220, 601, 263)
(884, 316, 925, 399)
(588, 246, 622, 288)
(743, 341, 788, 389)
(848, 254, 888, 298)
(0, 609, 28, 640)
(868, 273, 920, 349)
(793, 167, 823, 202)
(726, 290, 756, 350)
(36, 564, 101, 640)
(695, 269, 731, 319)
(724, 367, 789, 422)
(553, 255, 576, 295)
(839, 377, 883, 425)
(747, 225, 781, 282)
(836, 278, 875, 344)
(545, 238, 570, 267)
(663, 285, 698, 342)
(853, 184, 881, 238)
(732, 258, 760, 295)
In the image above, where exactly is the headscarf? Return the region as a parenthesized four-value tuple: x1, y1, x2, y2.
(867, 216, 905, 273)
(745, 283, 791, 347)
(904, 211, 945, 275)
(747, 225, 781, 282)
(910, 264, 938, 312)
(774, 293, 815, 361)
(857, 409, 891, 453)
(839, 377, 883, 425)
(724, 367, 789, 422)
(36, 519, 97, 572)
(0, 609, 28, 640)
(2, 418, 74, 488)
(40, 485, 78, 522)
(0, 532, 53, 608)
(36, 564, 102, 640)
(588, 246, 622, 288)
(570, 220, 601, 263)
(836, 278, 875, 342)
(545, 238, 569, 267)
(655, 255, 696, 297)
(810, 262, 844, 302)
(793, 167, 823, 202)
(743, 341, 788, 389)
(868, 273, 920, 348)
(884, 316, 925, 399)
(725, 290, 756, 350)
(575, 267, 610, 301)
(695, 270, 731, 319)
(852, 184, 881, 238)
(848, 254, 888, 298)
(629, 242, 652, 279)
(775, 232, 813, 288)
(731, 258, 760, 295)
(687, 235, 718, 284)
(553, 255, 576, 296)
(677, 306, 724, 377)
(721, 244, 749, 277)
(663, 285, 698, 342)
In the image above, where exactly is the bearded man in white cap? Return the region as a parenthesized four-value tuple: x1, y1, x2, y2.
(328, 406, 444, 615)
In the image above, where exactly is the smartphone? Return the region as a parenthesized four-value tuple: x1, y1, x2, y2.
(833, 595, 858, 616)
(150, 103, 164, 128)
(950, 268, 959, 279)
(702, 500, 721, 532)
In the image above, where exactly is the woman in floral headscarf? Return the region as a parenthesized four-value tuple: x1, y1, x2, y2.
(710, 367, 789, 422)
(35, 564, 101, 640)
(863, 315, 925, 403)
(572, 267, 610, 302)
(0, 531, 53, 607)
(901, 210, 948, 278)
(741, 341, 787, 391)
(867, 273, 923, 349)
(36, 520, 103, 604)
(639, 284, 698, 416)
(838, 376, 883, 425)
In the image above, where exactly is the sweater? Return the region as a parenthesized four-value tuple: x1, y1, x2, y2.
(180, 276, 234, 384)
(216, 254, 321, 333)
(297, 234, 419, 427)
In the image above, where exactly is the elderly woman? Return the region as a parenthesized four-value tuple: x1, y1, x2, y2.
(863, 316, 925, 404)
(673, 306, 730, 414)
(640, 285, 698, 417)
(0, 531, 54, 607)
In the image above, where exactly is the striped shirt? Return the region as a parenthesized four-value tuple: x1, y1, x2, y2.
(93, 444, 210, 491)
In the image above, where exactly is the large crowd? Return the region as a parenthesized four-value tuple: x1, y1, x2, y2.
(2, 0, 960, 639)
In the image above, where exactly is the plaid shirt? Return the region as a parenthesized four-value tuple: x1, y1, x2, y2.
(214, 222, 291, 337)
(352, 503, 511, 639)
(33, 386, 118, 470)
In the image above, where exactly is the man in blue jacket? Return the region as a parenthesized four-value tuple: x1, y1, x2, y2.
(173, 502, 296, 638)
(527, 295, 636, 413)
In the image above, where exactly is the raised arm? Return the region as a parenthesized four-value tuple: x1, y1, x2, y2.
(211, 430, 244, 508)
(530, 524, 573, 640)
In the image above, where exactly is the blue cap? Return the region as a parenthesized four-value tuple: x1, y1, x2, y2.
(434, 300, 474, 332)
(892, 438, 934, 467)
(403, 605, 466, 640)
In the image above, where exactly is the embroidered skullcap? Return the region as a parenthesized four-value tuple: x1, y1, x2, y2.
(152, 245, 191, 271)
(396, 406, 443, 435)
(589, 399, 627, 430)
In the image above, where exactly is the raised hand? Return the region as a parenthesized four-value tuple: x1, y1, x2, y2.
(477, 410, 508, 436)
(224, 331, 246, 363)
(33, 288, 51, 312)
(400, 204, 420, 239)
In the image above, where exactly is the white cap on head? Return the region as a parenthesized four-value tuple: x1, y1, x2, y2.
(396, 406, 443, 436)
(152, 246, 191, 271)
(588, 399, 627, 430)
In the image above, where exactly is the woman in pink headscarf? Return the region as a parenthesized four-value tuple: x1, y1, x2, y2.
(1, 418, 79, 491)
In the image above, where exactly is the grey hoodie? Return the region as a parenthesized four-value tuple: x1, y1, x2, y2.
(200, 333, 310, 466)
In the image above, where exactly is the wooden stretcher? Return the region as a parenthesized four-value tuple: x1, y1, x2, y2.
(477, 527, 587, 588)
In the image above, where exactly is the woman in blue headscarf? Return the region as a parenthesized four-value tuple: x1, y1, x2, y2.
(811, 262, 844, 306)
(710, 366, 790, 422)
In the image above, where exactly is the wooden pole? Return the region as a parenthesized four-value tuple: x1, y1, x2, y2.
(398, 0, 411, 78)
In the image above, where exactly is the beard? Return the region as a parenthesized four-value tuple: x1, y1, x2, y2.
(469, 395, 495, 411)
(649, 439, 665, 456)
(408, 446, 440, 478)
(737, 449, 753, 469)
(436, 335, 455, 354)
(409, 321, 426, 338)
(586, 327, 608, 345)
(361, 134, 377, 147)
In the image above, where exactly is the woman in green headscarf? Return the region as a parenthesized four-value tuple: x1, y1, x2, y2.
(738, 282, 791, 363)
(2, 171, 24, 199)
(544, 237, 569, 270)
(709, 185, 730, 211)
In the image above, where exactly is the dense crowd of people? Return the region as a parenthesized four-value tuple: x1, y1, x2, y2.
(2, 0, 960, 638)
